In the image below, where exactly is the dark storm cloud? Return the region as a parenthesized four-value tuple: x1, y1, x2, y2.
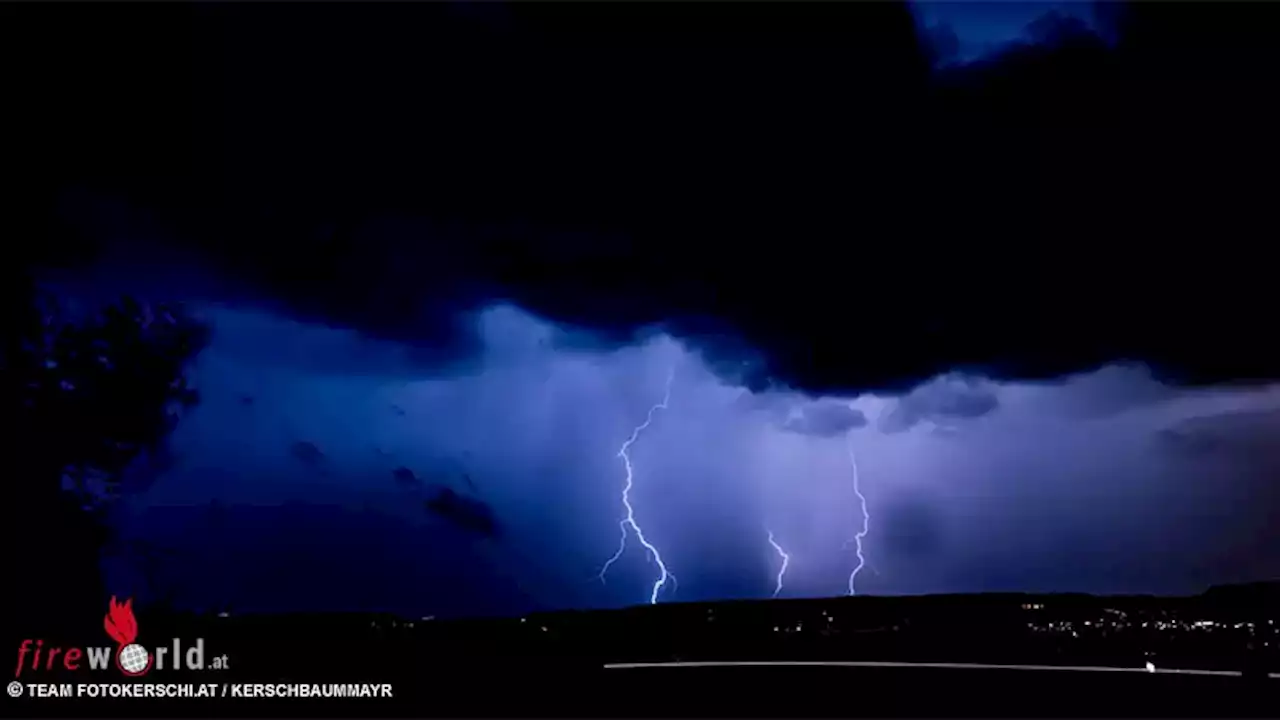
(16, 2, 1280, 397)
(911, 1, 1108, 66)
(424, 486, 502, 539)
(290, 440, 325, 468)
(878, 375, 999, 433)
(392, 466, 419, 487)
(1157, 409, 1280, 462)
(732, 390, 790, 420)
(1040, 364, 1177, 419)
(16, 0, 1280, 612)
(734, 392, 867, 437)
(93, 299, 1280, 611)
(781, 400, 868, 438)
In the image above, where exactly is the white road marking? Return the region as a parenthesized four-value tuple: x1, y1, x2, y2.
(603, 660, 1269, 678)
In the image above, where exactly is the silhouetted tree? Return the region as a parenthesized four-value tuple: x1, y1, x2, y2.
(4, 271, 209, 627)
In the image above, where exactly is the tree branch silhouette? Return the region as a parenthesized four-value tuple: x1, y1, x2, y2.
(5, 272, 209, 625)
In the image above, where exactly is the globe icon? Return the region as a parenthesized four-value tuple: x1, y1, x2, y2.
(118, 643, 150, 675)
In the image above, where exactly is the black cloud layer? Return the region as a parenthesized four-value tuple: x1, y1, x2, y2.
(8, 2, 1279, 394)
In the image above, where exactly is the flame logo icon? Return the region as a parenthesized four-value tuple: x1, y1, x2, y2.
(103, 597, 152, 676)
(103, 597, 138, 646)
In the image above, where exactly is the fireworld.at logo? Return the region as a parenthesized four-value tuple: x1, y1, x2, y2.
(14, 597, 229, 678)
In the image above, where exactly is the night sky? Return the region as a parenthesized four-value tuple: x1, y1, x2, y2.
(7, 2, 1279, 619)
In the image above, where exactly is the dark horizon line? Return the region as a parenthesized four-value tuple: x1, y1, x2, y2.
(129, 579, 1280, 622)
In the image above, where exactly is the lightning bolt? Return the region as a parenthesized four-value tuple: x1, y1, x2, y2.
(598, 369, 677, 605)
(845, 432, 871, 596)
(766, 529, 790, 599)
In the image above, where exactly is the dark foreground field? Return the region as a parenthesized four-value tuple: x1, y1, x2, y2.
(7, 585, 1276, 717)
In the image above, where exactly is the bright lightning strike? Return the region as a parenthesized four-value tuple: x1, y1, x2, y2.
(766, 529, 790, 599)
(598, 370, 677, 605)
(845, 432, 871, 596)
